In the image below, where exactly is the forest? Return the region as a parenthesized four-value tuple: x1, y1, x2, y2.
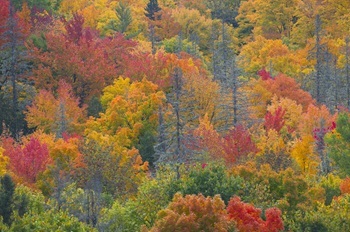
(1, 0, 350, 231)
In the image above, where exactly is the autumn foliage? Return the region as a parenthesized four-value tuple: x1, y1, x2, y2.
(1, 0, 350, 231)
(194, 116, 258, 164)
(2, 137, 51, 184)
(147, 193, 230, 232)
(227, 196, 284, 232)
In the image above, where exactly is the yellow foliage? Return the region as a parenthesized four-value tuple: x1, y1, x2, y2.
(85, 77, 165, 163)
(171, 7, 216, 52)
(267, 96, 303, 135)
(291, 135, 319, 176)
(244, 78, 273, 119)
(59, 0, 90, 16)
(238, 36, 312, 78)
(257, 129, 287, 156)
(0, 146, 9, 176)
(50, 138, 80, 168)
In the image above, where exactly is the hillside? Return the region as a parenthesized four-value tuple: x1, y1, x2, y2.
(1, 0, 350, 231)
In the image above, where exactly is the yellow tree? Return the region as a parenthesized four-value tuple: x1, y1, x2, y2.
(0, 146, 8, 176)
(236, 0, 298, 40)
(238, 36, 312, 78)
(291, 135, 319, 175)
(85, 77, 165, 164)
(290, 0, 327, 46)
(171, 7, 216, 53)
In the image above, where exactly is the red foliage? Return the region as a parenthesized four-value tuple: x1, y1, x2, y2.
(222, 125, 259, 162)
(194, 120, 258, 164)
(63, 13, 84, 45)
(265, 208, 285, 232)
(258, 68, 273, 80)
(0, 0, 9, 45)
(30, 6, 53, 32)
(227, 196, 284, 232)
(3, 137, 51, 184)
(264, 106, 285, 132)
(29, 31, 126, 104)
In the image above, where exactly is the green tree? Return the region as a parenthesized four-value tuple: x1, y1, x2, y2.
(106, 2, 132, 34)
(325, 113, 350, 176)
(0, 174, 15, 225)
(145, 0, 162, 54)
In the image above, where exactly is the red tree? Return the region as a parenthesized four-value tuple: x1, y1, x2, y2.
(227, 196, 284, 232)
(258, 68, 273, 80)
(3, 137, 51, 184)
(264, 106, 286, 132)
(222, 125, 259, 163)
(0, 0, 9, 46)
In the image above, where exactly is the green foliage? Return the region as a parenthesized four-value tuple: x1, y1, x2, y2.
(106, 2, 132, 34)
(326, 113, 350, 177)
(167, 163, 244, 204)
(335, 113, 350, 142)
(9, 209, 95, 232)
(29, 33, 47, 52)
(232, 163, 321, 213)
(319, 174, 341, 205)
(0, 174, 15, 226)
(161, 36, 194, 54)
(145, 0, 161, 21)
(87, 95, 103, 118)
(285, 195, 350, 231)
(99, 172, 173, 231)
(12, 185, 45, 217)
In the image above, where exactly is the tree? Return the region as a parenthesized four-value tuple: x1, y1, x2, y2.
(106, 2, 132, 35)
(0, 174, 15, 225)
(167, 163, 244, 204)
(206, 0, 240, 27)
(147, 193, 231, 232)
(145, 0, 161, 21)
(291, 135, 319, 176)
(0, 0, 30, 138)
(264, 106, 286, 133)
(0, 146, 8, 176)
(325, 113, 350, 177)
(145, 0, 161, 54)
(238, 37, 312, 79)
(193, 116, 258, 164)
(25, 80, 87, 136)
(29, 16, 132, 105)
(88, 77, 165, 166)
(227, 196, 284, 232)
(9, 208, 96, 231)
(262, 73, 315, 111)
(2, 137, 51, 185)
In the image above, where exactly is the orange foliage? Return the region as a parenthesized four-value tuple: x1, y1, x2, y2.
(147, 193, 230, 232)
(298, 104, 337, 136)
(340, 177, 350, 195)
(25, 80, 87, 135)
(263, 74, 315, 111)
